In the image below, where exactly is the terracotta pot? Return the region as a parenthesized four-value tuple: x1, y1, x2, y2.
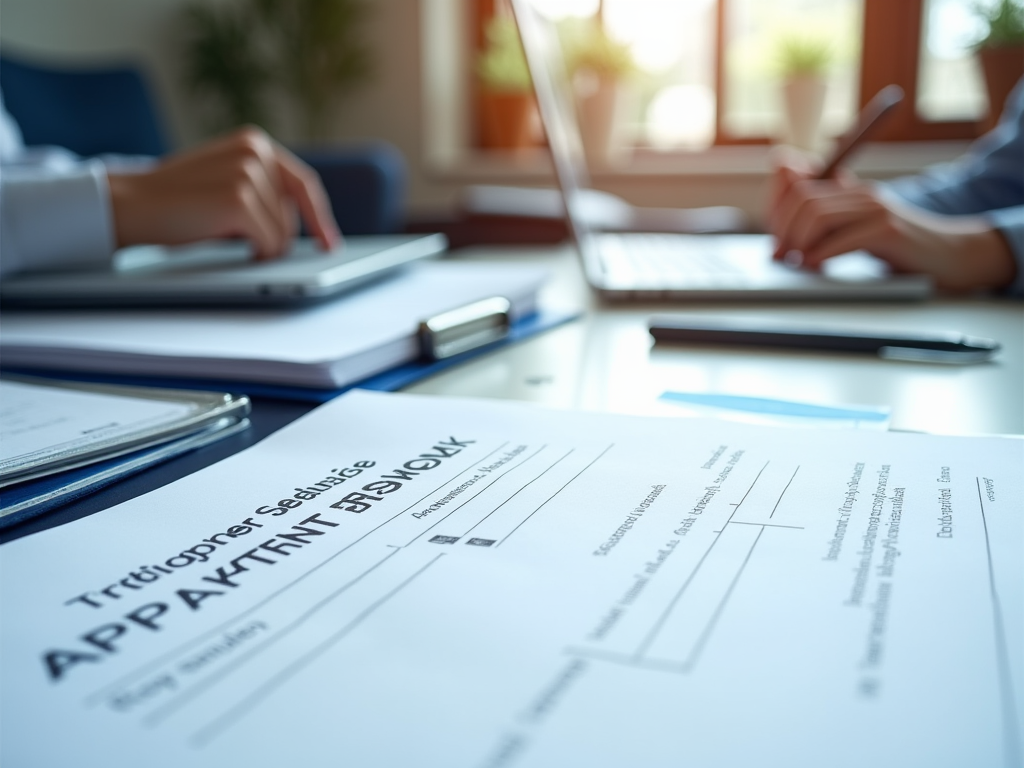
(782, 74, 827, 152)
(478, 91, 537, 150)
(978, 46, 1024, 133)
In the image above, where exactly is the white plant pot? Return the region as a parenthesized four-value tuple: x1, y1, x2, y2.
(782, 75, 828, 153)
(576, 74, 633, 166)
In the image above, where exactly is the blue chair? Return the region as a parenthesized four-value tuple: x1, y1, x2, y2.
(0, 55, 168, 157)
(0, 54, 406, 234)
(296, 144, 406, 237)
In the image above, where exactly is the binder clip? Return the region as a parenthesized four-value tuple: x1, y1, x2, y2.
(418, 296, 512, 361)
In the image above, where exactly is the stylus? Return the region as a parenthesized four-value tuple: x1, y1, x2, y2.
(648, 317, 1000, 364)
(817, 85, 904, 179)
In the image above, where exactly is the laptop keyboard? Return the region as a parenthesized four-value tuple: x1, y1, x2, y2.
(596, 233, 776, 288)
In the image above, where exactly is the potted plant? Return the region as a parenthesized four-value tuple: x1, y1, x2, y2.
(777, 35, 832, 152)
(476, 16, 536, 151)
(972, 0, 1024, 132)
(180, 1, 274, 131)
(180, 0, 373, 143)
(562, 20, 637, 165)
(253, 0, 373, 143)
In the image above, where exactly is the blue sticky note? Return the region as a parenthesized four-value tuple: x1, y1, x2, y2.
(658, 391, 890, 429)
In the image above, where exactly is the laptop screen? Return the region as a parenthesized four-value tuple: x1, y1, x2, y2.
(510, 0, 599, 256)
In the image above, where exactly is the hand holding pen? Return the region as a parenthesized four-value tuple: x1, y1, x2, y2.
(768, 86, 1017, 294)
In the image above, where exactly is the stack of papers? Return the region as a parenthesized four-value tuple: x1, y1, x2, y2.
(0, 262, 549, 389)
(0, 377, 250, 526)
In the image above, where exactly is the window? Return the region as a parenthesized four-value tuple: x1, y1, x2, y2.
(916, 0, 988, 122)
(717, 0, 862, 144)
(471, 0, 991, 151)
(859, 0, 988, 140)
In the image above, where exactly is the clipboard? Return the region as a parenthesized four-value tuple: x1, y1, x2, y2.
(0, 377, 251, 528)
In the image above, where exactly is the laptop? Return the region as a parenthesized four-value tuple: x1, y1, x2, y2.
(0, 233, 448, 308)
(509, 0, 932, 301)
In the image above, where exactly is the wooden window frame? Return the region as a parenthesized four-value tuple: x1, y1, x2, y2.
(858, 0, 978, 140)
(715, 0, 980, 144)
(472, 0, 980, 150)
(471, 0, 498, 149)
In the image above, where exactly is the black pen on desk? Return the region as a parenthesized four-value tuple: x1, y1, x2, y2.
(648, 317, 1001, 364)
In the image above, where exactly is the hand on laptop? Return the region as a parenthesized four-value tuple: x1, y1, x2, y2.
(768, 154, 1016, 293)
(107, 127, 341, 260)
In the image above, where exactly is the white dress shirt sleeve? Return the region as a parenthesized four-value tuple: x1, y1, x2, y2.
(883, 78, 1024, 297)
(0, 90, 120, 278)
(1, 159, 117, 277)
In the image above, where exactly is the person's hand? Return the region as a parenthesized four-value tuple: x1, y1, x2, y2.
(107, 126, 341, 259)
(768, 153, 1016, 293)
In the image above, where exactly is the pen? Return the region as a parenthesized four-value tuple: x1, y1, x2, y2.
(817, 84, 903, 179)
(648, 317, 1001, 364)
(773, 86, 903, 264)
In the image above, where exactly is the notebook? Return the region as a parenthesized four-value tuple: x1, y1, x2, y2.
(0, 234, 448, 308)
(510, 0, 932, 302)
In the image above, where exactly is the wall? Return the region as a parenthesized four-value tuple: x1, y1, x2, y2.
(0, 0, 426, 149)
(1, 0, 201, 147)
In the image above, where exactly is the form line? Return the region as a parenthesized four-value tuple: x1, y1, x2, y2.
(569, 528, 770, 675)
(190, 553, 445, 747)
(733, 461, 771, 513)
(404, 444, 546, 545)
(975, 477, 1022, 768)
(462, 447, 573, 536)
(769, 466, 800, 519)
(396, 442, 511, 516)
(497, 445, 614, 547)
(683, 527, 765, 669)
(636, 461, 769, 657)
(565, 647, 690, 674)
(143, 548, 402, 727)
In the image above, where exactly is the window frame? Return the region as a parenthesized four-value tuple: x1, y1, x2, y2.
(714, 0, 981, 144)
(858, 0, 978, 140)
(472, 0, 982, 150)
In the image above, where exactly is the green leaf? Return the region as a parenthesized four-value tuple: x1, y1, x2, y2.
(477, 16, 532, 92)
(776, 35, 833, 77)
(973, 0, 1024, 49)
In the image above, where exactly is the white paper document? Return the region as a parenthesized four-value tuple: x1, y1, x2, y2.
(1, 391, 1020, 768)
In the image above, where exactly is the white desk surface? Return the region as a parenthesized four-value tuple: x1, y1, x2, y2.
(406, 246, 1024, 436)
